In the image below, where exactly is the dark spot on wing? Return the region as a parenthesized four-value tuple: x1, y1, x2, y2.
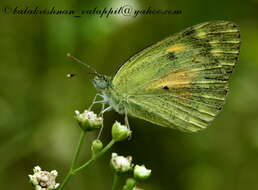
(163, 86, 169, 90)
(167, 52, 176, 60)
(192, 58, 199, 63)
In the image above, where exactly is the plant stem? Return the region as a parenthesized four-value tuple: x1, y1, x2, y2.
(127, 181, 138, 190)
(58, 172, 72, 190)
(71, 131, 86, 169)
(58, 139, 116, 190)
(72, 140, 116, 175)
(112, 174, 119, 190)
(58, 131, 86, 190)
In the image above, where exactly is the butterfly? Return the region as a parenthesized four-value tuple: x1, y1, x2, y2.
(69, 20, 241, 132)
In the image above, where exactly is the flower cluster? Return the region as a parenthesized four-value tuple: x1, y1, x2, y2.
(110, 153, 151, 180)
(112, 121, 131, 142)
(28, 166, 59, 190)
(134, 165, 152, 180)
(111, 153, 151, 190)
(75, 110, 103, 131)
(110, 153, 133, 173)
(27, 107, 151, 190)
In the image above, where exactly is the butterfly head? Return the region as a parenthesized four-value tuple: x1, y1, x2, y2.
(65, 53, 112, 91)
(92, 75, 111, 91)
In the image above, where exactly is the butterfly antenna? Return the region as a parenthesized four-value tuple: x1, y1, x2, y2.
(67, 73, 76, 78)
(66, 53, 99, 75)
(66, 71, 99, 79)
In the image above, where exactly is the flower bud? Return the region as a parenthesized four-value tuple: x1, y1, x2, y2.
(111, 121, 131, 142)
(75, 110, 103, 131)
(28, 166, 59, 190)
(122, 178, 137, 190)
(133, 165, 151, 180)
(110, 153, 133, 173)
(91, 139, 103, 155)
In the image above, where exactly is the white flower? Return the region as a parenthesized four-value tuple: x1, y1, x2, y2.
(111, 121, 131, 142)
(28, 166, 59, 190)
(111, 153, 133, 173)
(75, 110, 103, 131)
(133, 165, 151, 180)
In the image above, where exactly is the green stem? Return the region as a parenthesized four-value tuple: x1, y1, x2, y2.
(58, 173, 72, 190)
(112, 174, 119, 190)
(128, 181, 138, 190)
(58, 135, 115, 190)
(72, 140, 116, 175)
(71, 131, 86, 169)
(58, 131, 86, 190)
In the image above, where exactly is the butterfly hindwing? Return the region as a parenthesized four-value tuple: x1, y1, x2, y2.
(112, 21, 240, 132)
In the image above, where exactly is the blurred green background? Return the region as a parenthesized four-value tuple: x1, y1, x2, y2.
(1, 0, 258, 189)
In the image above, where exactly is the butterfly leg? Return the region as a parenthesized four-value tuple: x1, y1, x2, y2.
(88, 94, 107, 110)
(97, 105, 113, 138)
(124, 112, 130, 130)
(93, 100, 107, 104)
(97, 103, 105, 139)
(124, 112, 132, 139)
(100, 106, 112, 114)
(88, 94, 100, 110)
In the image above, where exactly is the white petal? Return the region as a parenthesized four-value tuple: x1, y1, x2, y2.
(54, 183, 60, 189)
(35, 185, 42, 190)
(51, 170, 58, 177)
(33, 166, 42, 173)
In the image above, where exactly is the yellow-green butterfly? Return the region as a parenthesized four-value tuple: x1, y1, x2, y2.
(69, 20, 240, 132)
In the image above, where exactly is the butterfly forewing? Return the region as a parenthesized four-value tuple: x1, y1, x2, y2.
(112, 21, 240, 132)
